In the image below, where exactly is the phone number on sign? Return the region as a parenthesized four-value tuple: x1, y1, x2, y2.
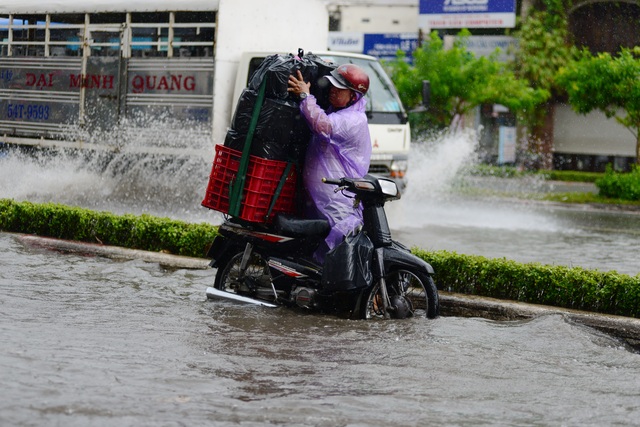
(7, 104, 51, 120)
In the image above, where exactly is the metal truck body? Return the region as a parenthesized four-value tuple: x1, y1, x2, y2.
(0, 0, 409, 185)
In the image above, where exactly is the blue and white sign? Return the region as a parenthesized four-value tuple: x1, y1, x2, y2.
(419, 0, 516, 29)
(363, 33, 418, 62)
(328, 32, 364, 53)
(328, 32, 419, 62)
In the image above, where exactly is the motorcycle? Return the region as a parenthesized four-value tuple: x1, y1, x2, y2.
(205, 174, 439, 319)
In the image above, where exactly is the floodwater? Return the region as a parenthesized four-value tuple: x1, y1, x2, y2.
(2, 232, 640, 426)
(2, 132, 640, 425)
(389, 197, 640, 276)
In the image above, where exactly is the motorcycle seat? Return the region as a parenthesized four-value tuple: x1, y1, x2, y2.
(275, 215, 330, 237)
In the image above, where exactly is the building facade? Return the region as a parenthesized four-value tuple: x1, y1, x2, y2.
(329, 0, 640, 171)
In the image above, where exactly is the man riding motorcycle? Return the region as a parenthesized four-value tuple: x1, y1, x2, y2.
(287, 64, 372, 262)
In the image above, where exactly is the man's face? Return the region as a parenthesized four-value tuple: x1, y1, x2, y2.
(328, 86, 352, 109)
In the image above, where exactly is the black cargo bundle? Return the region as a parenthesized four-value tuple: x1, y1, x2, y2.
(211, 50, 337, 221)
(224, 51, 337, 162)
(225, 94, 309, 162)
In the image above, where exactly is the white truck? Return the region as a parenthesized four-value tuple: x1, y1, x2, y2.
(0, 0, 410, 186)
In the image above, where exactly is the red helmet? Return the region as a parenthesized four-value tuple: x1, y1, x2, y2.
(326, 64, 370, 96)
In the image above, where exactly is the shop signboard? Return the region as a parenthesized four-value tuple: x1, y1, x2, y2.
(419, 0, 516, 29)
(328, 32, 418, 62)
(363, 33, 418, 62)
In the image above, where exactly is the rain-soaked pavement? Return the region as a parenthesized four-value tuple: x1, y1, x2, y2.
(2, 232, 640, 426)
(2, 135, 640, 425)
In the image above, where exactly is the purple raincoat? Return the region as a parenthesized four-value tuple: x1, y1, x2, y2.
(300, 94, 372, 252)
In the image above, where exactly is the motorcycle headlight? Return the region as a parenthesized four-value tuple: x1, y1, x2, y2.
(379, 179, 399, 198)
(354, 180, 376, 191)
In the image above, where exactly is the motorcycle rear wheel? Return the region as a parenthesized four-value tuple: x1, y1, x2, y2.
(214, 251, 271, 296)
(360, 269, 439, 320)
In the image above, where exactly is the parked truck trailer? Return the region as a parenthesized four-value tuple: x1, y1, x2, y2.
(0, 0, 410, 187)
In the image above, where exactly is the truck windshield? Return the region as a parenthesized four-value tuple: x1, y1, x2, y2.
(319, 56, 404, 114)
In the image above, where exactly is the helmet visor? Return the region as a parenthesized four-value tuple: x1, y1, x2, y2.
(324, 74, 350, 90)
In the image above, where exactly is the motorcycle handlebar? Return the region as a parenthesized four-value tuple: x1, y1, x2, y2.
(322, 177, 342, 186)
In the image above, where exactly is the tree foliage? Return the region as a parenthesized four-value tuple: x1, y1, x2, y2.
(556, 48, 640, 163)
(513, 10, 576, 96)
(386, 30, 548, 135)
(505, 8, 577, 168)
(512, 9, 578, 132)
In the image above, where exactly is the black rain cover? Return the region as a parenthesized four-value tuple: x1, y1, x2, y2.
(224, 51, 337, 162)
(321, 230, 374, 292)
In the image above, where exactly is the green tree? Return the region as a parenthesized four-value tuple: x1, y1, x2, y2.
(512, 9, 577, 168)
(386, 30, 547, 136)
(557, 48, 640, 164)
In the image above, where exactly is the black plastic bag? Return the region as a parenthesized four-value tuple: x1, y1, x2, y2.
(247, 53, 317, 100)
(321, 230, 374, 292)
(223, 128, 245, 152)
(253, 98, 310, 161)
(223, 50, 337, 163)
(227, 89, 309, 161)
(252, 98, 298, 159)
(228, 88, 259, 135)
(304, 52, 337, 110)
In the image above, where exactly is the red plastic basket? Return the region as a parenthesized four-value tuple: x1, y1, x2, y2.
(202, 145, 297, 223)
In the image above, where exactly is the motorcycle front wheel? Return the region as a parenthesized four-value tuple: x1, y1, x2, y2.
(360, 269, 439, 320)
(214, 251, 271, 296)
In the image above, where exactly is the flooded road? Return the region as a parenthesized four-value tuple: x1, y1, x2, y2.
(2, 232, 640, 426)
(0, 135, 640, 275)
(388, 197, 640, 276)
(2, 142, 640, 277)
(2, 134, 640, 424)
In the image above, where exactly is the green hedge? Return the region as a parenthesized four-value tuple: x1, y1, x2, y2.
(2, 198, 639, 318)
(0, 199, 218, 258)
(414, 248, 640, 318)
(596, 166, 640, 201)
(467, 165, 604, 183)
(467, 164, 526, 179)
(540, 170, 604, 183)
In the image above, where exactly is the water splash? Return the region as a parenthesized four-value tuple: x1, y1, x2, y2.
(66, 110, 213, 153)
(387, 129, 561, 233)
(1, 124, 556, 230)
(402, 128, 480, 201)
(3, 124, 638, 274)
(0, 114, 222, 224)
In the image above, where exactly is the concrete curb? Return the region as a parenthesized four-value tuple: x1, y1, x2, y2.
(13, 233, 640, 352)
(440, 293, 640, 351)
(16, 234, 210, 270)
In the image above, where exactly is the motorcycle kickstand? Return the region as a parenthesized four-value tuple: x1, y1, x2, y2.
(269, 283, 280, 302)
